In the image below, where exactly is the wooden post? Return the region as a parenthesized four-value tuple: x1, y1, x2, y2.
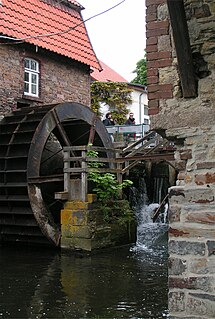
(81, 149, 87, 202)
(167, 0, 197, 98)
(116, 151, 123, 199)
(115, 151, 122, 184)
(64, 150, 70, 194)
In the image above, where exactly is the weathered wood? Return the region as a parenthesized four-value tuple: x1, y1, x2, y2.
(65, 156, 120, 163)
(152, 194, 169, 223)
(81, 150, 88, 202)
(64, 145, 120, 152)
(167, 0, 197, 98)
(64, 150, 70, 193)
(64, 167, 122, 174)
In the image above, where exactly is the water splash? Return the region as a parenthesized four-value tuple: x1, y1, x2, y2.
(130, 178, 168, 251)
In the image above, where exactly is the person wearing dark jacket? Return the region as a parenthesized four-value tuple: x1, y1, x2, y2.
(103, 112, 115, 126)
(125, 112, 135, 125)
(125, 112, 136, 141)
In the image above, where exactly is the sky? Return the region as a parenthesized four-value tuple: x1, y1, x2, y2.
(79, 0, 146, 81)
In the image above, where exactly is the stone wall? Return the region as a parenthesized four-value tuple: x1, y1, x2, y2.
(146, 0, 215, 317)
(0, 44, 91, 115)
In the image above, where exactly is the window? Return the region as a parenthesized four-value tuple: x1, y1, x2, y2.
(144, 105, 148, 116)
(24, 58, 39, 97)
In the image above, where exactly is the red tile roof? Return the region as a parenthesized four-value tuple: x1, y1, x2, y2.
(91, 60, 128, 82)
(0, 0, 101, 70)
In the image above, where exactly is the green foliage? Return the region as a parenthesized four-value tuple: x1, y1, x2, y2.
(87, 148, 132, 202)
(87, 148, 134, 224)
(90, 81, 132, 124)
(88, 171, 132, 202)
(116, 200, 134, 226)
(131, 52, 147, 86)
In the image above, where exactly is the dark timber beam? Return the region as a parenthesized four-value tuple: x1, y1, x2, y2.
(167, 0, 197, 98)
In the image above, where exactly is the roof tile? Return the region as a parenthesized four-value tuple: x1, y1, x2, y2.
(91, 61, 128, 82)
(0, 0, 101, 70)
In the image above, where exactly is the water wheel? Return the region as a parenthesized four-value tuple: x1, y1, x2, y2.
(0, 103, 113, 246)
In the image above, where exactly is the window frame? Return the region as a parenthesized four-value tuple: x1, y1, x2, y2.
(24, 58, 40, 97)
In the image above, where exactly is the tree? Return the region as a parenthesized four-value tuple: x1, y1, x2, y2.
(131, 53, 147, 86)
(90, 81, 132, 124)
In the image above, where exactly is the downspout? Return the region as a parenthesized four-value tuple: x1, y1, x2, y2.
(139, 92, 144, 124)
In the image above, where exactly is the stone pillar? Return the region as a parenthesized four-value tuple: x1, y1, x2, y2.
(167, 127, 215, 318)
(146, 0, 215, 317)
(61, 195, 136, 251)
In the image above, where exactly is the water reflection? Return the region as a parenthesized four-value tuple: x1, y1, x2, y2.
(0, 236, 168, 319)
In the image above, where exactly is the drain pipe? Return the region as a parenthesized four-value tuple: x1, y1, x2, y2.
(139, 92, 144, 124)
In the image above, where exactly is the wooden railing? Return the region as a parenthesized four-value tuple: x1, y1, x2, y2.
(62, 145, 123, 201)
(54, 133, 175, 202)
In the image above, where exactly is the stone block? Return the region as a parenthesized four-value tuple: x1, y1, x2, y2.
(195, 173, 215, 185)
(168, 205, 181, 223)
(61, 209, 88, 226)
(169, 276, 214, 293)
(169, 186, 185, 204)
(169, 226, 215, 239)
(168, 291, 185, 312)
(187, 293, 215, 317)
(189, 257, 215, 275)
(169, 257, 187, 276)
(66, 225, 92, 239)
(207, 241, 215, 256)
(185, 210, 215, 225)
(158, 35, 172, 53)
(197, 161, 215, 169)
(179, 149, 192, 160)
(64, 201, 89, 210)
(185, 187, 214, 204)
(157, 3, 168, 20)
(72, 238, 92, 251)
(169, 240, 205, 256)
(92, 226, 111, 241)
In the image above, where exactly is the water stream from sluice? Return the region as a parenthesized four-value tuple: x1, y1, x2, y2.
(0, 179, 169, 319)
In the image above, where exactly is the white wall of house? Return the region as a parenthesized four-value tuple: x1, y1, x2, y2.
(127, 88, 149, 125)
(100, 85, 149, 127)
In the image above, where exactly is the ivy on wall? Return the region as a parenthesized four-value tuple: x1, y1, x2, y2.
(90, 81, 132, 124)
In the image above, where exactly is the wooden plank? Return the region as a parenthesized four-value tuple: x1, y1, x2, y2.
(81, 150, 87, 202)
(63, 145, 119, 152)
(64, 167, 122, 173)
(65, 157, 119, 163)
(167, 0, 197, 98)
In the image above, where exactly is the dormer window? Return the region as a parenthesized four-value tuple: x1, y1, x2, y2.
(24, 58, 39, 97)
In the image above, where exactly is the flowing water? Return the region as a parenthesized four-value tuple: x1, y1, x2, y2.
(0, 182, 168, 319)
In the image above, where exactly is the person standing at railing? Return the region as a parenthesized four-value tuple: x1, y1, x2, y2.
(103, 112, 115, 141)
(125, 112, 136, 141)
(102, 112, 115, 126)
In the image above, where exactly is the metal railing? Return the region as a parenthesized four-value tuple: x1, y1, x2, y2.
(106, 124, 150, 142)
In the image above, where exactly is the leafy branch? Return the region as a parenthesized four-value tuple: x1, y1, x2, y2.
(90, 81, 132, 124)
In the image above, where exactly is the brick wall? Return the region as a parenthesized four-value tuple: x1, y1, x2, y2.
(146, 0, 173, 115)
(146, 0, 215, 317)
(0, 44, 91, 115)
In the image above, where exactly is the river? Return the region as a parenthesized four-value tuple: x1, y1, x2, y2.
(0, 220, 168, 319)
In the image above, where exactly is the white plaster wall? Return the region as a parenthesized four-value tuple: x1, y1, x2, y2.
(100, 89, 149, 125)
(127, 90, 149, 125)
